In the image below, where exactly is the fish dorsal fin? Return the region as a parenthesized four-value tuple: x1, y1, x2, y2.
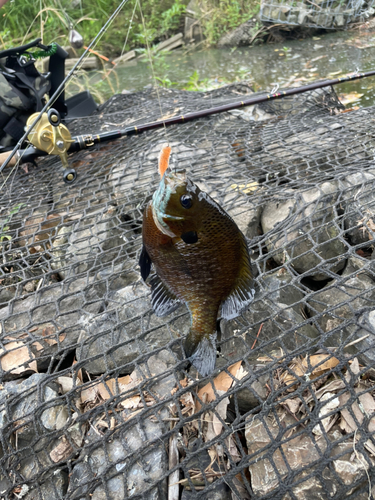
(221, 256, 255, 320)
(158, 144, 171, 178)
(139, 245, 152, 281)
(149, 274, 181, 317)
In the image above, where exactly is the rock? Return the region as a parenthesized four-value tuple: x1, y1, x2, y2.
(51, 206, 131, 279)
(261, 182, 347, 280)
(245, 414, 372, 498)
(130, 349, 179, 400)
(229, 368, 268, 414)
(339, 170, 375, 246)
(68, 412, 168, 499)
(0, 374, 69, 499)
(0, 277, 102, 372)
(223, 186, 263, 240)
(182, 439, 233, 499)
(77, 281, 189, 375)
(217, 19, 259, 48)
(308, 272, 375, 354)
(353, 309, 375, 367)
(221, 269, 319, 362)
(181, 482, 232, 499)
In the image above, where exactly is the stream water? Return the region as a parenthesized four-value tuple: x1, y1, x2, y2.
(79, 28, 375, 108)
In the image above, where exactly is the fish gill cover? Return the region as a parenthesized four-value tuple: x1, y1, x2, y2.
(0, 82, 375, 499)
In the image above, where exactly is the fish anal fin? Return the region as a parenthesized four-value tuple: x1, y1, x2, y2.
(139, 245, 152, 281)
(221, 267, 255, 320)
(150, 274, 181, 317)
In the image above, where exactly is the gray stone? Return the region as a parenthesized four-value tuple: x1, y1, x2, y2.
(308, 273, 375, 351)
(77, 281, 189, 375)
(51, 206, 132, 279)
(217, 19, 258, 48)
(223, 188, 263, 240)
(181, 482, 232, 499)
(21, 470, 68, 500)
(0, 278, 102, 372)
(353, 309, 375, 366)
(261, 183, 347, 280)
(229, 369, 268, 414)
(130, 349, 179, 400)
(221, 270, 319, 361)
(68, 412, 168, 499)
(339, 170, 375, 246)
(0, 374, 69, 499)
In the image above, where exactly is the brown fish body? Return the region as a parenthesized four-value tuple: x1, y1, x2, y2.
(139, 169, 254, 375)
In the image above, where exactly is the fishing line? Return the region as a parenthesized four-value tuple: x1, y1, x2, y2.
(105, 0, 139, 80)
(137, 0, 172, 153)
(0, 0, 132, 193)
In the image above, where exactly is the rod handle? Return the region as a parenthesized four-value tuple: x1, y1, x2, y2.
(0, 151, 18, 168)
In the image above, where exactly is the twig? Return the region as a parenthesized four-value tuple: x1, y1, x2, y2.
(251, 323, 264, 350)
(168, 423, 179, 500)
(353, 428, 372, 500)
(344, 334, 370, 349)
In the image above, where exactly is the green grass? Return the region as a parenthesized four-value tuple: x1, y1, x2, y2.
(1, 0, 187, 56)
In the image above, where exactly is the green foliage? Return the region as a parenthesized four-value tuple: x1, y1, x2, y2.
(1, 0, 188, 56)
(198, 0, 259, 45)
(0, 204, 25, 243)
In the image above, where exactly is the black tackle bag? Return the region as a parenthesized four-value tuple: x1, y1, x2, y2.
(0, 38, 97, 151)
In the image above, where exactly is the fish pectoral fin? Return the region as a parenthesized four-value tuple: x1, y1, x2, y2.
(150, 274, 181, 317)
(139, 245, 152, 281)
(221, 268, 255, 320)
(181, 231, 198, 244)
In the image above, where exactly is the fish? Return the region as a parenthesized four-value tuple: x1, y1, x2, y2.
(139, 145, 254, 376)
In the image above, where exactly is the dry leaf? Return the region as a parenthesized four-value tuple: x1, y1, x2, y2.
(56, 376, 75, 394)
(281, 354, 339, 386)
(230, 182, 259, 194)
(98, 375, 132, 400)
(225, 435, 242, 463)
(196, 361, 242, 410)
(339, 389, 375, 433)
(312, 392, 340, 435)
(0, 340, 37, 375)
(338, 92, 364, 106)
(50, 436, 73, 463)
(120, 395, 141, 409)
(32, 341, 44, 352)
(211, 396, 229, 436)
(283, 398, 301, 414)
(80, 384, 99, 405)
(180, 392, 195, 415)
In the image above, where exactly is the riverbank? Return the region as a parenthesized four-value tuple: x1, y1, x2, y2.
(0, 0, 259, 56)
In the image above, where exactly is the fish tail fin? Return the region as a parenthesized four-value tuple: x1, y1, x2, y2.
(184, 331, 217, 377)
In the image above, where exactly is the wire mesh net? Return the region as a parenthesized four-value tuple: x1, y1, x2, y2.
(260, 0, 375, 28)
(1, 82, 375, 499)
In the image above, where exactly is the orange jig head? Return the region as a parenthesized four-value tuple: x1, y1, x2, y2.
(158, 144, 171, 178)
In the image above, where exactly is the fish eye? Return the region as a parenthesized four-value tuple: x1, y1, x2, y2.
(180, 194, 192, 209)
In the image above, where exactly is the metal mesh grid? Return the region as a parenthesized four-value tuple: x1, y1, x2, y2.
(1, 83, 375, 499)
(260, 0, 375, 28)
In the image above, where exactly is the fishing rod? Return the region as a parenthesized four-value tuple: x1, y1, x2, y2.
(1, 69, 374, 183)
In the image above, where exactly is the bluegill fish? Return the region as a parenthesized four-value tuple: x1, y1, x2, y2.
(139, 146, 254, 376)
